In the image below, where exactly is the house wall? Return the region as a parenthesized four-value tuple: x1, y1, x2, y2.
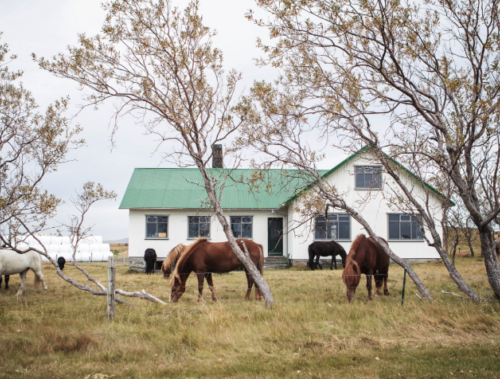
(127, 208, 288, 269)
(288, 152, 443, 261)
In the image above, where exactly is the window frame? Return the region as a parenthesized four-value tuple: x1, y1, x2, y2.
(187, 215, 212, 239)
(229, 215, 253, 239)
(314, 213, 351, 241)
(387, 213, 424, 242)
(354, 165, 383, 191)
(145, 214, 169, 240)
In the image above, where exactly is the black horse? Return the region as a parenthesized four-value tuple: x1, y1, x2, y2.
(0, 275, 9, 290)
(144, 248, 157, 275)
(308, 241, 347, 270)
(57, 257, 66, 270)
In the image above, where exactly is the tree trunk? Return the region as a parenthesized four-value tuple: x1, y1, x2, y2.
(196, 163, 275, 307)
(467, 236, 475, 257)
(478, 230, 500, 299)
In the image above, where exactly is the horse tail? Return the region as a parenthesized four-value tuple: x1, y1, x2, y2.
(308, 245, 314, 269)
(34, 252, 43, 288)
(258, 244, 264, 275)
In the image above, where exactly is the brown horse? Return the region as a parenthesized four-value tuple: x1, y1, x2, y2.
(161, 244, 186, 279)
(170, 238, 264, 303)
(342, 234, 390, 302)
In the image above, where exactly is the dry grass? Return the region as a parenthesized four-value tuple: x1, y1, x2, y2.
(109, 244, 128, 257)
(1, 257, 499, 378)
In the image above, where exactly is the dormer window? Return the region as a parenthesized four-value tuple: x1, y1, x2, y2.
(355, 166, 382, 190)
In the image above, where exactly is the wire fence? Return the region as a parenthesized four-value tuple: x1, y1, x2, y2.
(2, 260, 499, 306)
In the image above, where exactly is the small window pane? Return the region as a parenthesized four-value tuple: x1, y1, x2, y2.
(389, 222, 400, 239)
(232, 216, 242, 224)
(329, 222, 338, 239)
(147, 216, 157, 223)
(339, 222, 350, 239)
(158, 216, 168, 223)
(158, 223, 167, 234)
(315, 219, 327, 239)
(339, 215, 349, 221)
(242, 216, 252, 223)
(146, 223, 157, 238)
(356, 172, 364, 188)
(200, 222, 210, 237)
(401, 215, 411, 221)
(188, 223, 198, 238)
(412, 221, 422, 239)
(401, 222, 411, 239)
(365, 173, 373, 188)
(242, 223, 252, 238)
(231, 223, 242, 237)
(388, 214, 400, 222)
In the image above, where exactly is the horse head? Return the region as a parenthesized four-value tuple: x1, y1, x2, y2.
(342, 260, 361, 303)
(169, 274, 186, 302)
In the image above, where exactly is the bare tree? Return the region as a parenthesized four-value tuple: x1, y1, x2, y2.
(35, 0, 275, 306)
(0, 33, 82, 247)
(248, 0, 500, 300)
(0, 36, 165, 305)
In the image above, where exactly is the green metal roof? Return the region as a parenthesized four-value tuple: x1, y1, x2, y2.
(120, 146, 453, 209)
(119, 168, 327, 209)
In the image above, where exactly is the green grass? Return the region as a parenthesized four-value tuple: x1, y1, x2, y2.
(1, 257, 499, 378)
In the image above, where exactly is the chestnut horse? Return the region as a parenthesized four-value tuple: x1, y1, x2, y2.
(161, 243, 186, 279)
(342, 234, 390, 302)
(170, 238, 264, 303)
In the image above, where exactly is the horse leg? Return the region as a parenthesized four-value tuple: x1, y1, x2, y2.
(333, 255, 337, 270)
(197, 273, 205, 302)
(244, 271, 253, 301)
(5, 275, 9, 290)
(316, 255, 322, 270)
(206, 273, 217, 302)
(16, 269, 29, 296)
(0, 276, 2, 289)
(366, 271, 374, 301)
(383, 271, 390, 296)
(374, 271, 383, 296)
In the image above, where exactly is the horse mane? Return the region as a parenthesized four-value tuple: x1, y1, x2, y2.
(170, 238, 207, 286)
(161, 244, 186, 273)
(342, 234, 366, 288)
(348, 234, 366, 258)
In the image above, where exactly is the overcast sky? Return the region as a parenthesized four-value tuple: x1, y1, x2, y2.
(0, 0, 347, 241)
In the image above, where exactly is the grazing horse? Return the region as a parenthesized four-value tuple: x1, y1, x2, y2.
(308, 241, 347, 270)
(161, 244, 186, 279)
(342, 234, 390, 302)
(144, 248, 157, 275)
(170, 238, 264, 303)
(0, 248, 48, 296)
(57, 257, 66, 270)
(0, 275, 9, 290)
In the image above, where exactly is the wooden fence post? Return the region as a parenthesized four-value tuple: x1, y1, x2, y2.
(107, 256, 116, 321)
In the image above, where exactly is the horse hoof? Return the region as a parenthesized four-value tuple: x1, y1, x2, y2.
(212, 298, 217, 302)
(384, 291, 390, 296)
(368, 297, 373, 301)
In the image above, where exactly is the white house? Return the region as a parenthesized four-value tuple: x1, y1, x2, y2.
(120, 146, 446, 271)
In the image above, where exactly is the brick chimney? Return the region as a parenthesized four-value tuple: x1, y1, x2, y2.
(212, 144, 223, 168)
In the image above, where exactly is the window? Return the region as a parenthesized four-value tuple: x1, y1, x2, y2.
(188, 216, 211, 238)
(315, 214, 350, 240)
(388, 214, 423, 240)
(146, 216, 168, 239)
(355, 166, 382, 189)
(230, 216, 253, 238)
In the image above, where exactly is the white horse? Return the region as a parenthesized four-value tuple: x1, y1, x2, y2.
(0, 248, 48, 296)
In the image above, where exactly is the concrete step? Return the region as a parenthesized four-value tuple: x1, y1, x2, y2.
(264, 257, 290, 270)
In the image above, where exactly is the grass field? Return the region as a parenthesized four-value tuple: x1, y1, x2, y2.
(1, 257, 499, 378)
